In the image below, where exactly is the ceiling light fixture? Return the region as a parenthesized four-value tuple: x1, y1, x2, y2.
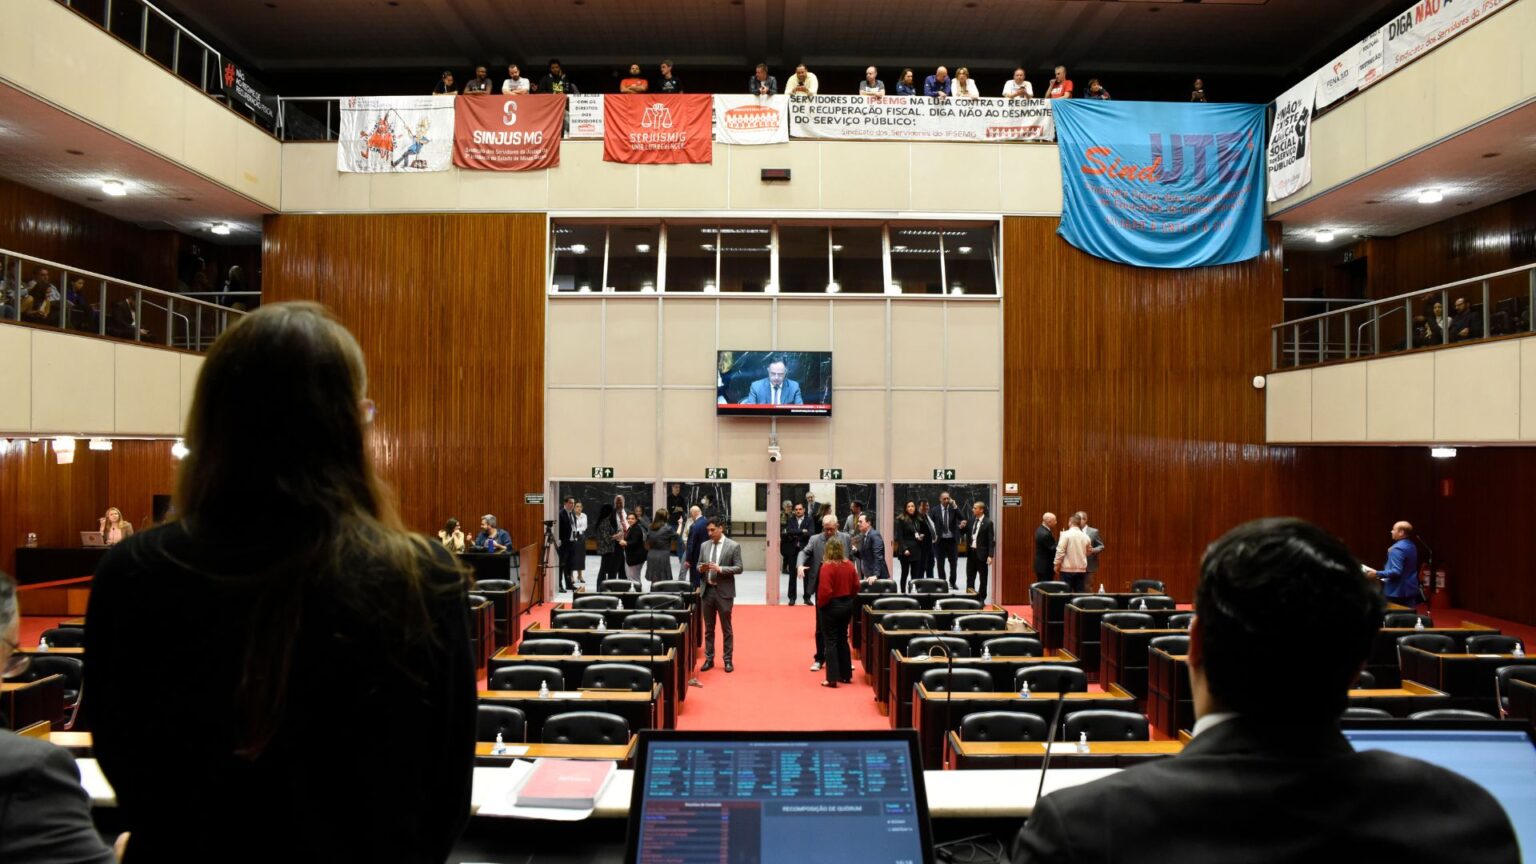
(957, 246, 973, 254)
(1417, 188, 1443, 204)
(210, 222, 231, 236)
(101, 180, 127, 197)
(1314, 230, 1335, 243)
(635, 243, 651, 253)
(1430, 447, 1457, 459)
(570, 243, 588, 255)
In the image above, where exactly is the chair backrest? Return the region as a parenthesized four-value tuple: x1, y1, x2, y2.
(1166, 613, 1195, 630)
(1069, 595, 1117, 611)
(883, 612, 937, 631)
(489, 665, 564, 692)
(1015, 665, 1088, 693)
(1148, 635, 1190, 656)
(1397, 634, 1456, 654)
(474, 579, 516, 592)
(1130, 579, 1166, 594)
(1353, 669, 1377, 689)
(475, 705, 527, 743)
(920, 667, 993, 693)
(1496, 665, 1536, 710)
(552, 611, 607, 630)
(958, 710, 1049, 742)
(624, 612, 682, 631)
(573, 594, 623, 610)
(580, 662, 654, 692)
(467, 593, 489, 606)
(636, 593, 684, 610)
(873, 597, 921, 611)
(1384, 612, 1431, 629)
(908, 636, 971, 659)
(954, 614, 1007, 632)
(910, 579, 949, 594)
(1063, 709, 1150, 742)
(1032, 581, 1070, 594)
(22, 655, 84, 695)
(600, 633, 666, 656)
(541, 711, 631, 745)
(983, 637, 1042, 658)
(1101, 612, 1156, 631)
(1408, 709, 1497, 721)
(1127, 595, 1176, 611)
(519, 638, 581, 656)
(1465, 635, 1522, 655)
(38, 627, 85, 648)
(935, 598, 984, 611)
(865, 579, 898, 594)
(1341, 706, 1392, 720)
(649, 580, 692, 593)
(599, 579, 640, 593)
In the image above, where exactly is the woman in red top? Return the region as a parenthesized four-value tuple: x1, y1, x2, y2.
(817, 538, 861, 687)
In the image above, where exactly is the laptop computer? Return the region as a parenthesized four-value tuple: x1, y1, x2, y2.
(625, 730, 935, 864)
(79, 531, 106, 547)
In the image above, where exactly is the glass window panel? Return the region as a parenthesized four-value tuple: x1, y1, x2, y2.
(831, 227, 884, 295)
(1487, 272, 1531, 336)
(943, 227, 998, 296)
(778, 225, 828, 294)
(550, 224, 606, 293)
(665, 224, 717, 293)
(718, 225, 772, 293)
(888, 226, 944, 295)
(607, 224, 660, 292)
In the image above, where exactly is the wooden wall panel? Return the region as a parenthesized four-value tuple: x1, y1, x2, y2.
(0, 176, 176, 287)
(260, 214, 546, 549)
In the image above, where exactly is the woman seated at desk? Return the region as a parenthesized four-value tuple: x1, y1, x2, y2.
(439, 518, 466, 553)
(473, 514, 511, 553)
(99, 507, 134, 545)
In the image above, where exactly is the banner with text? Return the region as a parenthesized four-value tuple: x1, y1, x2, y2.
(222, 61, 278, 129)
(1315, 42, 1361, 109)
(337, 96, 455, 173)
(1382, 0, 1507, 77)
(603, 94, 714, 164)
(713, 95, 789, 145)
(787, 94, 1054, 143)
(1054, 100, 1266, 269)
(1357, 27, 1387, 90)
(1267, 73, 1316, 203)
(453, 94, 564, 171)
(567, 94, 605, 138)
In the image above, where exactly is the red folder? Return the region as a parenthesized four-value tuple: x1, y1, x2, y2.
(515, 758, 616, 809)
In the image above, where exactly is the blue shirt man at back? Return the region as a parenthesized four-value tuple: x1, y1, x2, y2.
(1365, 520, 1419, 605)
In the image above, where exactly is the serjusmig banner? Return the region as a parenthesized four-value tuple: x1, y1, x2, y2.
(1052, 100, 1266, 269)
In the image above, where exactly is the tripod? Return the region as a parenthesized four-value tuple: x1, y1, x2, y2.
(534, 520, 559, 606)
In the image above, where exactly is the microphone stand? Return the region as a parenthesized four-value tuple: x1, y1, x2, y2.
(1033, 690, 1071, 807)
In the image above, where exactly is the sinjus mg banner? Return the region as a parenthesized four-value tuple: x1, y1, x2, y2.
(453, 94, 564, 171)
(1053, 100, 1266, 269)
(337, 96, 454, 172)
(1266, 73, 1316, 203)
(602, 94, 713, 164)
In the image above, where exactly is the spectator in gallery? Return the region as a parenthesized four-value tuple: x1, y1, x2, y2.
(788, 64, 819, 97)
(951, 67, 980, 99)
(463, 66, 494, 94)
(644, 513, 676, 584)
(1414, 300, 1443, 348)
(1046, 65, 1073, 99)
(1086, 78, 1111, 100)
(1003, 67, 1034, 99)
(622, 511, 647, 581)
(896, 68, 918, 96)
(539, 59, 579, 96)
(438, 518, 466, 553)
(657, 60, 683, 93)
(106, 296, 147, 341)
(221, 265, 250, 310)
(432, 70, 456, 95)
(749, 63, 778, 96)
(1431, 299, 1450, 334)
(859, 66, 885, 96)
(65, 277, 94, 331)
(1449, 296, 1482, 341)
(619, 63, 649, 93)
(21, 267, 58, 324)
(1190, 77, 1208, 102)
(924, 66, 951, 98)
(474, 515, 511, 553)
(501, 64, 530, 94)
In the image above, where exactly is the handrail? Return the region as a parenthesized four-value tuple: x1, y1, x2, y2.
(2, 248, 236, 316)
(1277, 264, 1536, 329)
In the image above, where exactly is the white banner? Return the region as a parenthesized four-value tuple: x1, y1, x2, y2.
(1267, 73, 1317, 203)
(1382, 0, 1508, 77)
(1315, 42, 1361, 109)
(336, 96, 454, 173)
(1357, 27, 1386, 90)
(787, 94, 1054, 143)
(567, 94, 604, 139)
(713, 95, 789, 146)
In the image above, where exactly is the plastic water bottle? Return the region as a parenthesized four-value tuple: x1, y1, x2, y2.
(538, 680, 550, 699)
(1137, 597, 1146, 610)
(1514, 643, 1526, 658)
(493, 732, 506, 755)
(952, 618, 962, 633)
(981, 645, 992, 661)
(573, 644, 582, 657)
(1414, 617, 1425, 631)
(597, 617, 607, 631)
(37, 638, 49, 652)
(1097, 584, 1105, 594)
(1019, 680, 1031, 699)
(1076, 732, 1090, 754)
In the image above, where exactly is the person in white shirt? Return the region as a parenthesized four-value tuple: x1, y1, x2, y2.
(1003, 67, 1034, 99)
(1054, 513, 1093, 593)
(951, 67, 980, 99)
(788, 64, 819, 98)
(501, 64, 530, 94)
(859, 66, 885, 96)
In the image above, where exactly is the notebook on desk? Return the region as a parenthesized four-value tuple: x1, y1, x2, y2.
(626, 730, 935, 864)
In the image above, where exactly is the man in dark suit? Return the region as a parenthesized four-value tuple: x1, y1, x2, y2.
(854, 513, 889, 582)
(933, 491, 962, 588)
(557, 496, 578, 591)
(1032, 512, 1057, 582)
(681, 506, 710, 589)
(1012, 517, 1521, 864)
(783, 503, 815, 604)
(697, 518, 742, 673)
(965, 502, 994, 599)
(917, 501, 938, 580)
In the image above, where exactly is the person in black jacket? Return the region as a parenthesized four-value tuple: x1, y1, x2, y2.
(894, 501, 919, 591)
(1033, 512, 1058, 582)
(83, 302, 476, 863)
(964, 501, 994, 599)
(622, 511, 647, 580)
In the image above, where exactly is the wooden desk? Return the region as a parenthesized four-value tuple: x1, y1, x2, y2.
(1347, 681, 1451, 716)
(1030, 588, 1150, 652)
(911, 682, 1139, 769)
(48, 731, 94, 752)
(60, 618, 86, 628)
(1065, 605, 1182, 681)
(1, 675, 65, 730)
(886, 651, 1082, 726)
(1100, 624, 1186, 702)
(858, 605, 1005, 660)
(489, 648, 680, 728)
(1147, 649, 1192, 736)
(522, 623, 692, 696)
(474, 736, 636, 766)
(946, 736, 1182, 770)
(18, 645, 84, 656)
(468, 596, 495, 673)
(1367, 622, 1499, 687)
(479, 686, 662, 741)
(1399, 649, 1536, 713)
(868, 625, 1034, 706)
(468, 580, 521, 654)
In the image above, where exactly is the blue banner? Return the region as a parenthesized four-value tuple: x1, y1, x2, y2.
(1053, 100, 1266, 269)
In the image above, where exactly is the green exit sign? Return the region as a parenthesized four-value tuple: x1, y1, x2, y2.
(590, 466, 615, 479)
(820, 468, 843, 480)
(705, 467, 729, 479)
(933, 468, 956, 481)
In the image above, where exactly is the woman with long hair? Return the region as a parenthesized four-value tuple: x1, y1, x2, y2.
(571, 502, 588, 586)
(816, 537, 860, 687)
(98, 506, 134, 546)
(644, 513, 676, 585)
(623, 511, 647, 581)
(438, 517, 466, 553)
(895, 500, 919, 590)
(83, 302, 475, 861)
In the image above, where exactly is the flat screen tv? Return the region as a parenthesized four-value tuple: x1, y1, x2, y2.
(716, 351, 832, 417)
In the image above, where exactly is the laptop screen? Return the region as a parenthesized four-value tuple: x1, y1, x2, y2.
(1343, 725, 1536, 855)
(627, 731, 934, 864)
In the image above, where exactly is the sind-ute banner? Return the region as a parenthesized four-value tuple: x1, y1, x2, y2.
(453, 94, 564, 171)
(714, 95, 789, 146)
(1053, 100, 1266, 269)
(603, 94, 713, 164)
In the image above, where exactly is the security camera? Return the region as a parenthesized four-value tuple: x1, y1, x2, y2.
(768, 446, 782, 463)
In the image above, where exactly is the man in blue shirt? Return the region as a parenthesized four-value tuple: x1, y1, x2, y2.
(473, 514, 512, 553)
(1364, 520, 1420, 607)
(923, 66, 950, 98)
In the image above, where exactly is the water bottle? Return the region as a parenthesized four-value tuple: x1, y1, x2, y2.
(573, 643, 583, 657)
(1414, 617, 1425, 631)
(25, 532, 37, 548)
(1019, 680, 1031, 699)
(980, 645, 992, 661)
(37, 637, 49, 652)
(493, 732, 506, 755)
(1097, 584, 1105, 594)
(1136, 597, 1146, 610)
(597, 617, 607, 632)
(1076, 731, 1090, 754)
(538, 680, 550, 699)
(1514, 643, 1526, 658)
(952, 618, 962, 633)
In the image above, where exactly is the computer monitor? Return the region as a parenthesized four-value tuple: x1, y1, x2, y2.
(1342, 720, 1536, 856)
(626, 730, 935, 864)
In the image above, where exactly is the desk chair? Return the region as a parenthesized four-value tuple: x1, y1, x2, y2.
(636, 593, 684, 610)
(574, 595, 623, 610)
(1464, 635, 1522, 655)
(1353, 670, 1377, 689)
(1131, 580, 1166, 594)
(520, 639, 582, 656)
(473, 579, 516, 593)
(1166, 613, 1194, 629)
(909, 636, 971, 659)
(920, 668, 993, 693)
(1100, 612, 1156, 631)
(1070, 595, 1117, 611)
(958, 711, 1049, 742)
(543, 711, 630, 745)
(553, 611, 607, 630)
(1016, 665, 1087, 693)
(38, 627, 84, 648)
(1064, 709, 1150, 742)
(953, 614, 1007, 631)
(911, 579, 949, 594)
(983, 637, 1042, 657)
(1033, 581, 1070, 594)
(884, 613, 936, 631)
(624, 612, 683, 630)
(873, 597, 921, 611)
(1397, 634, 1456, 654)
(600, 579, 640, 593)
(866, 579, 898, 594)
(601, 633, 665, 656)
(476, 705, 527, 743)
(467, 593, 488, 606)
(935, 598, 983, 611)
(490, 665, 564, 691)
(1496, 666, 1536, 716)
(1342, 707, 1392, 720)
(1408, 709, 1497, 721)
(1148, 635, 1190, 656)
(1384, 612, 1431, 629)
(1128, 595, 1176, 611)
(580, 663, 654, 692)
(649, 580, 692, 593)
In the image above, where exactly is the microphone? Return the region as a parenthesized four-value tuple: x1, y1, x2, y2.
(1033, 689, 1071, 806)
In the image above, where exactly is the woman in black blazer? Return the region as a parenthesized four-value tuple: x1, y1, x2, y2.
(83, 303, 475, 863)
(622, 512, 647, 580)
(894, 500, 919, 589)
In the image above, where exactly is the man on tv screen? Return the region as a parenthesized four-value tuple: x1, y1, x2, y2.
(741, 358, 803, 406)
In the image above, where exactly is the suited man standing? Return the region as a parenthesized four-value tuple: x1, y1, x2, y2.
(933, 491, 962, 588)
(855, 513, 889, 582)
(742, 358, 803, 405)
(1033, 512, 1058, 583)
(1012, 518, 1520, 864)
(697, 518, 742, 673)
(798, 516, 851, 672)
(1078, 510, 1104, 584)
(681, 506, 710, 588)
(784, 503, 816, 604)
(557, 496, 579, 592)
(965, 502, 995, 599)
(917, 501, 938, 580)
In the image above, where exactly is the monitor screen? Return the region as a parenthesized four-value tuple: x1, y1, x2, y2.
(627, 731, 933, 864)
(716, 351, 832, 417)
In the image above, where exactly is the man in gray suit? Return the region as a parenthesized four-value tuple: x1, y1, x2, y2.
(1078, 510, 1105, 584)
(697, 518, 742, 673)
(798, 515, 850, 672)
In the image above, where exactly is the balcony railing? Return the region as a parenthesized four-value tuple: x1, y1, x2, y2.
(0, 249, 248, 353)
(1271, 264, 1536, 370)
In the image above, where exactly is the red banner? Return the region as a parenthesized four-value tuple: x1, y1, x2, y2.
(453, 94, 564, 171)
(602, 94, 713, 164)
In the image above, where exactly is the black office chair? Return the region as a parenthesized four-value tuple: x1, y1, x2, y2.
(983, 637, 1042, 658)
(910, 579, 949, 594)
(599, 579, 640, 593)
(636, 593, 684, 610)
(1069, 596, 1117, 611)
(553, 611, 606, 630)
(519, 638, 582, 656)
(1384, 612, 1431, 629)
(883, 613, 937, 631)
(1409, 709, 1497, 721)
(1496, 666, 1536, 716)
(953, 614, 1007, 631)
(873, 597, 921, 611)
(1166, 613, 1195, 629)
(935, 598, 984, 611)
(1353, 669, 1377, 689)
(649, 580, 692, 593)
(542, 711, 631, 745)
(1148, 635, 1190, 656)
(908, 636, 971, 659)
(573, 595, 623, 611)
(475, 705, 527, 743)
(489, 665, 564, 692)
(1127, 595, 1176, 611)
(601, 633, 665, 656)
(1064, 709, 1150, 742)
(1464, 635, 1522, 655)
(1397, 634, 1457, 655)
(1016, 665, 1087, 693)
(920, 668, 993, 693)
(467, 593, 489, 606)
(1130, 579, 1166, 594)
(20, 655, 84, 708)
(624, 612, 682, 631)
(580, 663, 654, 692)
(38, 627, 84, 648)
(474, 579, 517, 593)
(1032, 581, 1070, 594)
(866, 579, 898, 594)
(1341, 706, 1392, 720)
(958, 711, 1049, 742)
(1100, 612, 1156, 631)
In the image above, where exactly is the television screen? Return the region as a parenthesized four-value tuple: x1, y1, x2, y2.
(716, 351, 832, 417)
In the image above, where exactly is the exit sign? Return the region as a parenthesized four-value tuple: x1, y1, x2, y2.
(820, 468, 843, 480)
(590, 466, 615, 479)
(705, 467, 729, 479)
(932, 468, 956, 481)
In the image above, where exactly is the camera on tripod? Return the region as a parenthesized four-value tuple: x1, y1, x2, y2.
(543, 519, 556, 527)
